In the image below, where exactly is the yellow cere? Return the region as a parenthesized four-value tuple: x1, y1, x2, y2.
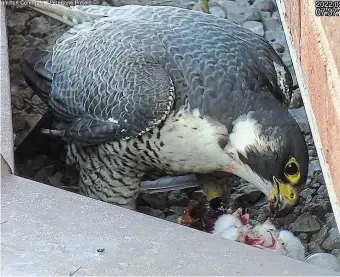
(270, 182, 298, 206)
(284, 157, 301, 184)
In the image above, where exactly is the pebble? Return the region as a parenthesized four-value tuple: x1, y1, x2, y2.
(34, 164, 56, 182)
(47, 171, 64, 188)
(317, 185, 329, 199)
(264, 30, 277, 42)
(311, 225, 329, 244)
(28, 16, 53, 37)
(243, 21, 264, 36)
(291, 214, 322, 233)
(26, 113, 43, 129)
(244, 7, 262, 21)
(138, 206, 165, 219)
(253, 0, 277, 12)
(305, 195, 313, 204)
(192, 190, 205, 201)
(261, 17, 280, 32)
(308, 149, 317, 156)
(300, 188, 315, 200)
(326, 214, 338, 229)
(298, 232, 308, 241)
(311, 182, 321, 189)
(7, 12, 31, 34)
(220, 0, 250, 24)
(317, 174, 326, 185)
(281, 52, 293, 68)
(141, 193, 167, 209)
(165, 214, 180, 223)
(306, 201, 332, 221)
(30, 95, 44, 106)
(271, 42, 285, 53)
(331, 249, 340, 257)
(307, 242, 324, 254)
(209, 5, 226, 18)
(308, 160, 322, 177)
(289, 89, 303, 109)
(167, 206, 185, 216)
(167, 190, 189, 207)
(306, 253, 340, 272)
(289, 107, 311, 133)
(322, 228, 340, 251)
(230, 183, 263, 204)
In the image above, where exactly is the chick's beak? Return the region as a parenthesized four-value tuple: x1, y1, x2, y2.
(269, 177, 299, 217)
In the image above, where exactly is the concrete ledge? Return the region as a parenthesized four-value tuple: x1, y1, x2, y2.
(0, 4, 14, 173)
(1, 170, 336, 276)
(276, 0, 340, 228)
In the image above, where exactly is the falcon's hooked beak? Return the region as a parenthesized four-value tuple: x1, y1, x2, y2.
(269, 177, 299, 216)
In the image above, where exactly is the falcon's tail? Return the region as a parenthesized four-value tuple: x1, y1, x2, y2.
(20, 48, 52, 103)
(26, 0, 102, 26)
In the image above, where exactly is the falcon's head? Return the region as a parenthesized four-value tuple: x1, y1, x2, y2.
(223, 110, 309, 216)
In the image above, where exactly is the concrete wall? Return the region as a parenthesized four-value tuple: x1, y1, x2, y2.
(277, 0, 340, 226)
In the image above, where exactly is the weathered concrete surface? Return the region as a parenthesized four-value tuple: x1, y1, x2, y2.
(1, 170, 337, 276)
(0, 5, 14, 173)
(277, 0, 340, 228)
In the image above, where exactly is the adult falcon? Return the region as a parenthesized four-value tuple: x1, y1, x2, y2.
(21, 1, 308, 214)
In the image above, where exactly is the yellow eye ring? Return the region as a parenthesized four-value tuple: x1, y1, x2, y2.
(284, 157, 300, 184)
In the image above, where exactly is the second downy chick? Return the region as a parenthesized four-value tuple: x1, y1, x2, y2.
(246, 219, 305, 261)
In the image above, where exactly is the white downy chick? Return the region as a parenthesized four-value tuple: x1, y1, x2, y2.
(276, 230, 305, 261)
(212, 208, 250, 242)
(246, 219, 305, 261)
(246, 219, 279, 248)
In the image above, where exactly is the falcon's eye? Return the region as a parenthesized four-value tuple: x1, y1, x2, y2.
(284, 157, 300, 184)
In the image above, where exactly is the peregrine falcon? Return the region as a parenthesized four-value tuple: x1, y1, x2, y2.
(21, 1, 308, 214)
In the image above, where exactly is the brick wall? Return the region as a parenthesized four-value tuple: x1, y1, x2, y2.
(277, 0, 339, 223)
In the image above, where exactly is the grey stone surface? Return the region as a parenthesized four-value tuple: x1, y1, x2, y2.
(331, 249, 340, 257)
(209, 4, 226, 18)
(271, 42, 285, 53)
(262, 17, 280, 32)
(253, 0, 277, 12)
(6, 11, 31, 34)
(289, 107, 311, 133)
(27, 16, 53, 37)
(219, 0, 250, 24)
(308, 242, 325, 254)
(306, 253, 340, 272)
(140, 192, 167, 209)
(244, 7, 262, 21)
(243, 20, 264, 36)
(308, 160, 322, 177)
(230, 183, 263, 203)
(322, 228, 340, 251)
(138, 206, 165, 218)
(317, 185, 329, 199)
(167, 190, 189, 207)
(291, 214, 323, 233)
(326, 213, 338, 229)
(290, 88, 303, 109)
(311, 225, 329, 244)
(300, 188, 316, 200)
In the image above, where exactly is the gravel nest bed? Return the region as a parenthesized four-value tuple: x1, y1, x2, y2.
(6, 0, 340, 260)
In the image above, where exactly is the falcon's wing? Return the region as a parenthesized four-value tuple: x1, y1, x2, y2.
(21, 20, 174, 145)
